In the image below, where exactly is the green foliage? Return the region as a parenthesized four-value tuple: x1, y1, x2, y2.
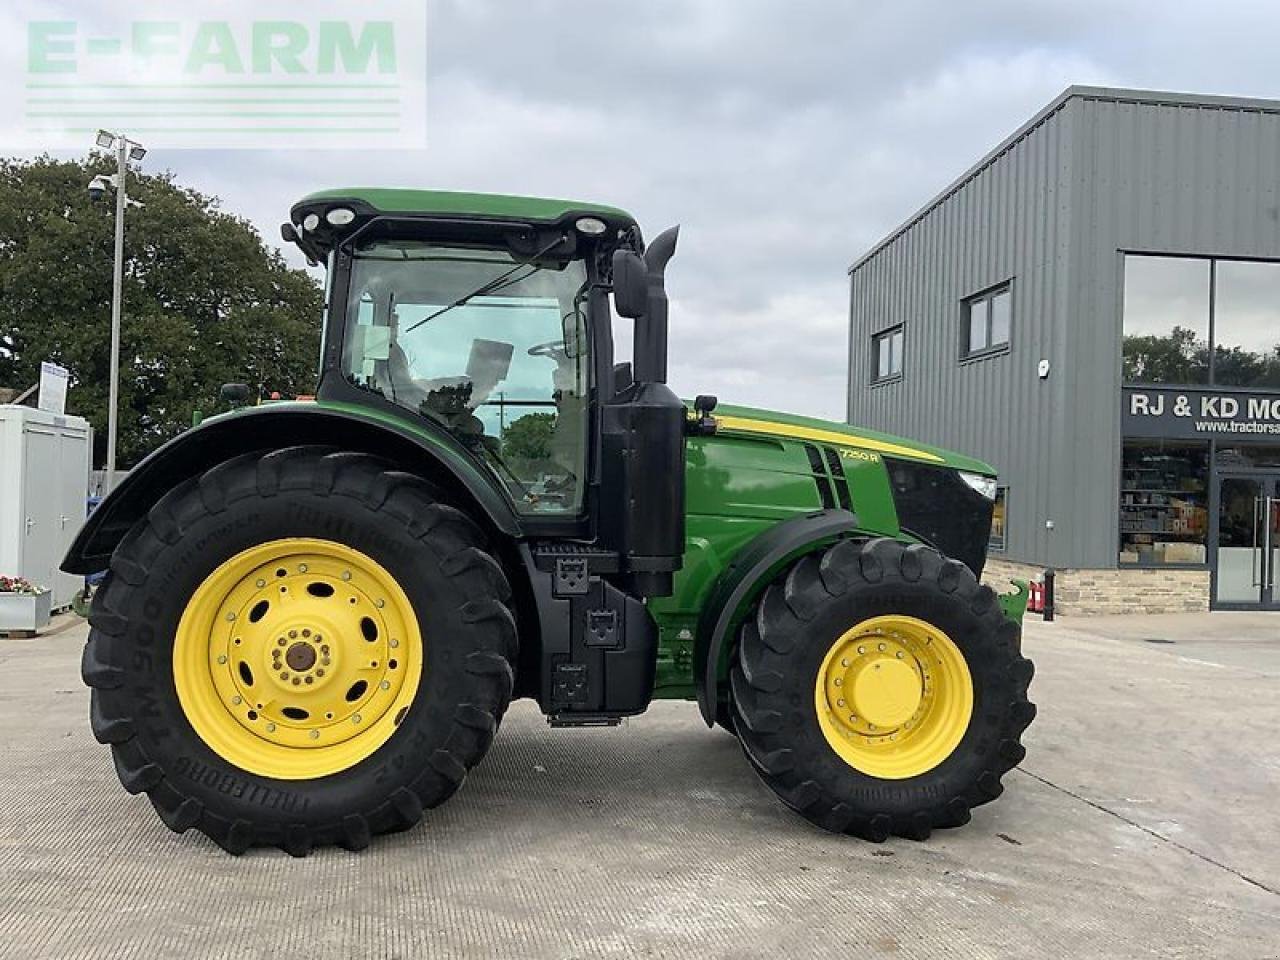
(0, 155, 321, 466)
(501, 411, 555, 470)
(1123, 325, 1280, 387)
(1122, 326, 1209, 383)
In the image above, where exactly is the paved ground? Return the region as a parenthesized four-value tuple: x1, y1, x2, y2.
(1, 613, 1278, 959)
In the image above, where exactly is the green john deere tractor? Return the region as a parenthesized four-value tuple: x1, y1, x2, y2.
(62, 189, 1035, 856)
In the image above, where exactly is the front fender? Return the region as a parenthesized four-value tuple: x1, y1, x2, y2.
(694, 508, 859, 726)
(62, 404, 521, 574)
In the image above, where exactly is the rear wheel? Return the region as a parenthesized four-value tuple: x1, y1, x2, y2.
(730, 538, 1034, 841)
(83, 447, 516, 855)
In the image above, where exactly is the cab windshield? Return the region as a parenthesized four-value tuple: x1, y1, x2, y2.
(342, 241, 590, 515)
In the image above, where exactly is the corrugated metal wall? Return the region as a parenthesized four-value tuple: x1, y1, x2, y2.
(848, 94, 1079, 567)
(847, 87, 1280, 569)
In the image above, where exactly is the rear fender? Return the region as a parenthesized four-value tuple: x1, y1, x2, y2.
(62, 405, 521, 574)
(694, 508, 859, 726)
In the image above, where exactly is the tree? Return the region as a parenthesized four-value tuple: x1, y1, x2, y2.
(1123, 325, 1280, 387)
(0, 156, 321, 467)
(501, 411, 555, 469)
(1122, 326, 1208, 383)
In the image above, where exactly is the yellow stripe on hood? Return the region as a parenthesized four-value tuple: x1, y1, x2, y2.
(714, 415, 944, 463)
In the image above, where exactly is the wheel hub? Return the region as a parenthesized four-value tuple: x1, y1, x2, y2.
(173, 538, 423, 780)
(850, 656, 921, 728)
(814, 615, 974, 779)
(285, 641, 318, 672)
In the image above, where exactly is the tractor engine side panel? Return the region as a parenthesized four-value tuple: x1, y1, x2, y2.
(647, 432, 900, 699)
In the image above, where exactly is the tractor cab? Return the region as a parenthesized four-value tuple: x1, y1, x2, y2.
(285, 189, 687, 597)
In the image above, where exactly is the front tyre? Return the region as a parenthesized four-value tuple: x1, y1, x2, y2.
(82, 447, 516, 855)
(730, 538, 1035, 841)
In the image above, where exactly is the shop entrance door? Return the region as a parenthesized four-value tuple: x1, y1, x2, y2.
(1214, 475, 1280, 608)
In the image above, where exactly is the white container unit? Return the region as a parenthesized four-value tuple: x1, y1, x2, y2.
(0, 405, 92, 611)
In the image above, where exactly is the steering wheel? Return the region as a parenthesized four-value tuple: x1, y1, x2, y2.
(527, 340, 566, 359)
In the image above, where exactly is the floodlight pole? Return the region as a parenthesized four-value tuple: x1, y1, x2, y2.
(104, 136, 127, 493)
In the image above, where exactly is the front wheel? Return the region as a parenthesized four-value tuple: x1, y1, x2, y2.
(730, 538, 1035, 841)
(83, 447, 516, 855)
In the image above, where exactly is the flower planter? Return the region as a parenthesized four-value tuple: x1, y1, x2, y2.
(0, 590, 52, 633)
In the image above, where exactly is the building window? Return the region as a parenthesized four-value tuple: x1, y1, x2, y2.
(989, 486, 1007, 552)
(1120, 254, 1280, 387)
(1122, 256, 1211, 384)
(1211, 260, 1280, 388)
(962, 284, 1011, 357)
(1119, 439, 1209, 565)
(872, 326, 904, 382)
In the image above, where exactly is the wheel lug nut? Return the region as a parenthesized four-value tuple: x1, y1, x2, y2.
(380, 680, 390, 690)
(841, 658, 849, 668)
(317, 669, 325, 677)
(281, 671, 289, 680)
(897, 651, 905, 658)
(299, 564, 308, 573)
(353, 714, 362, 724)
(289, 630, 297, 639)
(342, 571, 352, 581)
(309, 729, 319, 739)
(390, 639, 399, 649)
(857, 646, 865, 655)
(277, 638, 286, 647)
(266, 722, 276, 732)
(225, 612, 236, 622)
(256, 579, 266, 588)
(376, 599, 385, 609)
(834, 678, 842, 686)
(878, 643, 886, 652)
(232, 696, 242, 705)
(217, 654, 227, 664)
(837, 698, 845, 707)
(305, 676, 314, 685)
(302, 629, 311, 638)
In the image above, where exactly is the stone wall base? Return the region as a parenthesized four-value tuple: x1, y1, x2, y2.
(981, 558, 1210, 616)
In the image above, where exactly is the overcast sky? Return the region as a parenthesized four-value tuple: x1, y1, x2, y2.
(11, 1, 1280, 420)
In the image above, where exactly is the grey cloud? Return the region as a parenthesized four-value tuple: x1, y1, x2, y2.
(12, 1, 1280, 423)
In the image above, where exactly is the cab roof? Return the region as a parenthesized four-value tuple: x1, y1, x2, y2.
(293, 188, 635, 226)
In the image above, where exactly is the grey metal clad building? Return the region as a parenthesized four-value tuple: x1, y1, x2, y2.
(847, 86, 1280, 613)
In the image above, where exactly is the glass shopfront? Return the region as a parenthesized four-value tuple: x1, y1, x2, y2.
(1122, 254, 1280, 608)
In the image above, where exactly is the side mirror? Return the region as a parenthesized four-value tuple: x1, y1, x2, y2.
(611, 249, 648, 319)
(561, 308, 584, 359)
(220, 383, 252, 406)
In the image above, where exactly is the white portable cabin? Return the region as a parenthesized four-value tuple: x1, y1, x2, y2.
(0, 405, 92, 610)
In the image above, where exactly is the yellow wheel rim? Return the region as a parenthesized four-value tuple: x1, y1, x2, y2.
(173, 538, 423, 780)
(814, 615, 972, 780)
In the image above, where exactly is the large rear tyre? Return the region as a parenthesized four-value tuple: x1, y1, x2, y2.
(730, 538, 1034, 841)
(82, 447, 516, 855)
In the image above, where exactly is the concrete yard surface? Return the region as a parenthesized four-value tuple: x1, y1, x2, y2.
(1, 613, 1278, 959)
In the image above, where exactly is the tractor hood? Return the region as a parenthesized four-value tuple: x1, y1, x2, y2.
(703, 403, 999, 575)
(710, 403, 996, 476)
